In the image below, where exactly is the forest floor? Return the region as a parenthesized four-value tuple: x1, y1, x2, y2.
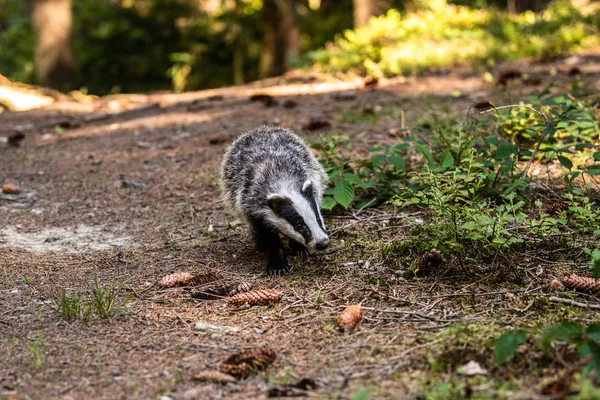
(2, 52, 600, 400)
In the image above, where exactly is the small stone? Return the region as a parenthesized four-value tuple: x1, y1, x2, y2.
(458, 360, 488, 376)
(194, 322, 240, 333)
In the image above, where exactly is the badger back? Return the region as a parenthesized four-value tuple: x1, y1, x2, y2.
(219, 126, 327, 216)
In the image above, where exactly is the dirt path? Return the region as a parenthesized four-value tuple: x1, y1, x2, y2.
(1, 54, 600, 400)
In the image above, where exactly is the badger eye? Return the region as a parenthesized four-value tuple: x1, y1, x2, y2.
(294, 221, 304, 230)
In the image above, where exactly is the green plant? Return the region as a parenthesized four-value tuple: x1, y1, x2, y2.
(312, 134, 409, 210)
(311, 0, 600, 79)
(494, 329, 526, 365)
(56, 290, 93, 322)
(26, 334, 45, 368)
(495, 322, 600, 376)
(91, 278, 133, 319)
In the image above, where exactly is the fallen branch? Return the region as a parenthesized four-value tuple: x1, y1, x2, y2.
(548, 296, 600, 310)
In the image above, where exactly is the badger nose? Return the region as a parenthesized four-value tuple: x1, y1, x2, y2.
(315, 238, 330, 250)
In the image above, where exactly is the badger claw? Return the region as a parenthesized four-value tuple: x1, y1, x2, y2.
(268, 265, 292, 276)
(288, 240, 309, 257)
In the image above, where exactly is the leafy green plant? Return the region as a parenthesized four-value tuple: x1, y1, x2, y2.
(56, 290, 93, 322)
(26, 334, 45, 368)
(311, 0, 599, 78)
(312, 134, 409, 210)
(91, 278, 133, 319)
(495, 322, 600, 376)
(53, 278, 133, 321)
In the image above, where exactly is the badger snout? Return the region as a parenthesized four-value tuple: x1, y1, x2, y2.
(315, 238, 330, 251)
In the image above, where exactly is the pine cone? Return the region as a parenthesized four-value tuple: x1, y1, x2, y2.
(407, 249, 445, 277)
(189, 272, 224, 286)
(547, 201, 569, 215)
(229, 289, 282, 306)
(159, 272, 194, 288)
(191, 281, 253, 300)
(192, 370, 237, 383)
(561, 274, 600, 295)
(220, 348, 277, 378)
(337, 304, 363, 330)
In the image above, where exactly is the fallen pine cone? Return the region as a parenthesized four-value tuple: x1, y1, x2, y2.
(192, 370, 237, 383)
(407, 249, 445, 277)
(337, 304, 363, 330)
(2, 184, 20, 195)
(220, 347, 277, 378)
(229, 289, 282, 306)
(191, 280, 252, 300)
(159, 272, 194, 288)
(561, 274, 600, 295)
(547, 201, 569, 215)
(189, 272, 224, 286)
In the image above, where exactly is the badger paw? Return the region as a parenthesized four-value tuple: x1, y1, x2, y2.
(267, 248, 291, 276)
(288, 240, 309, 257)
(267, 264, 293, 276)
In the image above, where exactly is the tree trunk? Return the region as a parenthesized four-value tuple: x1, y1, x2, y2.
(507, 0, 517, 14)
(259, 0, 300, 79)
(353, 0, 386, 27)
(32, 0, 77, 92)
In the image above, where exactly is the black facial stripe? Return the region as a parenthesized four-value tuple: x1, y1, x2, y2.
(279, 201, 312, 244)
(303, 191, 326, 232)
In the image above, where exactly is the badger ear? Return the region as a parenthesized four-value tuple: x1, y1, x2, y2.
(267, 194, 290, 215)
(302, 180, 313, 194)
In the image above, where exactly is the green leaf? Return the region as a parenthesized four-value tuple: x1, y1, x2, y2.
(495, 142, 516, 159)
(321, 196, 336, 210)
(593, 151, 600, 161)
(495, 329, 526, 366)
(580, 340, 600, 376)
(343, 173, 363, 186)
(439, 150, 455, 170)
(586, 324, 600, 342)
(540, 322, 582, 348)
(414, 142, 434, 165)
(333, 180, 355, 209)
(558, 155, 573, 170)
(388, 156, 405, 171)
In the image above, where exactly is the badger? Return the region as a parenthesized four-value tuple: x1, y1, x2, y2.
(219, 126, 330, 275)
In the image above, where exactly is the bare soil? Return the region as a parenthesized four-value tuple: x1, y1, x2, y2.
(2, 53, 600, 400)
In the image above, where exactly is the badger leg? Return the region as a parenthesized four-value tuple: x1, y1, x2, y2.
(249, 217, 291, 276)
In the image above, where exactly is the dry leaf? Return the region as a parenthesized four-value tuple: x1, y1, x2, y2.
(229, 289, 282, 306)
(337, 304, 363, 329)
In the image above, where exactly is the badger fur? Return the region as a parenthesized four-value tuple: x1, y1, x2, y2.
(219, 126, 330, 275)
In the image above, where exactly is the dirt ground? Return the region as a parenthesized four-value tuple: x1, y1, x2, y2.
(2, 53, 600, 400)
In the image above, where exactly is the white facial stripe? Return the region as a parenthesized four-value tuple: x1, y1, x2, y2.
(302, 179, 312, 192)
(286, 191, 328, 247)
(266, 213, 306, 245)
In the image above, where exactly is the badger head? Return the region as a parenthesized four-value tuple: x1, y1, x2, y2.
(266, 179, 329, 251)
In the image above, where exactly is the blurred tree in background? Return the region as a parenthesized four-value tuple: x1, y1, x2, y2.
(0, 0, 597, 95)
(33, 0, 77, 92)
